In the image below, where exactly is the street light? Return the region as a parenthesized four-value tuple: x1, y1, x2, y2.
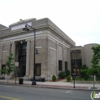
(71, 73, 76, 88)
(23, 23, 38, 85)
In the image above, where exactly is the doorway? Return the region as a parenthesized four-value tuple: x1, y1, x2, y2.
(72, 67, 80, 76)
(17, 41, 27, 77)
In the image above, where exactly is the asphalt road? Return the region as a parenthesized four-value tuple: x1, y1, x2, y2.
(0, 84, 99, 100)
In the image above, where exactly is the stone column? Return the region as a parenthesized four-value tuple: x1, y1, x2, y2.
(62, 45, 65, 71)
(11, 42, 15, 77)
(47, 38, 51, 80)
(26, 40, 30, 76)
(56, 42, 59, 76)
(12, 42, 15, 64)
(0, 44, 3, 75)
(45, 37, 49, 80)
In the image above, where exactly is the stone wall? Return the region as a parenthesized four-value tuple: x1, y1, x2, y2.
(0, 43, 11, 75)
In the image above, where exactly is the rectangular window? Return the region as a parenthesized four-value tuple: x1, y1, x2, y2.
(59, 60, 62, 71)
(65, 62, 67, 71)
(35, 63, 41, 76)
(70, 50, 82, 67)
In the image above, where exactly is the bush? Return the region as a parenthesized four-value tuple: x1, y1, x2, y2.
(59, 71, 66, 79)
(52, 75, 56, 81)
(81, 64, 90, 80)
(65, 69, 70, 76)
(66, 76, 71, 82)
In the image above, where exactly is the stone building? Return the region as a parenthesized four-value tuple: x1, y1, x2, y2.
(68, 43, 99, 76)
(0, 18, 99, 80)
(0, 18, 75, 80)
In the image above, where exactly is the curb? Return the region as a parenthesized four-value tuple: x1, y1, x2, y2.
(0, 80, 100, 91)
(0, 82, 100, 91)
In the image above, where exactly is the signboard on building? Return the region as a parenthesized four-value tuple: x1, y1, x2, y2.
(15, 62, 19, 67)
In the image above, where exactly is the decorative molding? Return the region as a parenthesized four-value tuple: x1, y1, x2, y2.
(2, 51, 7, 53)
(3, 33, 33, 41)
(1, 31, 70, 48)
(30, 34, 47, 41)
(48, 25, 75, 46)
(1, 42, 11, 45)
(0, 20, 75, 46)
(48, 37, 56, 43)
(26, 39, 31, 42)
(3, 31, 42, 41)
(12, 41, 15, 44)
(1, 31, 44, 43)
(36, 46, 42, 49)
(48, 34, 70, 48)
(50, 47, 57, 51)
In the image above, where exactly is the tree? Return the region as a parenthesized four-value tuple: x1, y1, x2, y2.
(90, 45, 100, 88)
(90, 45, 100, 76)
(80, 64, 90, 80)
(0, 53, 14, 83)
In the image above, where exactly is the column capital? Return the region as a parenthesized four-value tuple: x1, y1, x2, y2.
(26, 39, 31, 42)
(30, 39, 34, 41)
(11, 41, 15, 44)
(2, 42, 11, 45)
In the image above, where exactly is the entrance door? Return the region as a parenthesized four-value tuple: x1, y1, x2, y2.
(72, 67, 80, 76)
(21, 62, 26, 77)
(17, 41, 27, 77)
(17, 57, 26, 77)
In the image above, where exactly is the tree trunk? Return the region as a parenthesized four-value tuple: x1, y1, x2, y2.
(7, 75, 10, 83)
(93, 75, 96, 88)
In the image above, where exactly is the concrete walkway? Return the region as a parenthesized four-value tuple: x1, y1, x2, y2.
(0, 79, 100, 90)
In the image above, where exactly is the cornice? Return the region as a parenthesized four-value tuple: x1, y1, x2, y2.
(47, 25, 75, 46)
(0, 23, 75, 46)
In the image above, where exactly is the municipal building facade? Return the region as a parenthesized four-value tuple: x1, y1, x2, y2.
(0, 18, 98, 80)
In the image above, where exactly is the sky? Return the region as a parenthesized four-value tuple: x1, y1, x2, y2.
(0, 0, 100, 46)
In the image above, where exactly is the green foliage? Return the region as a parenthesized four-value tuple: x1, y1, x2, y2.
(90, 45, 100, 76)
(81, 64, 88, 70)
(59, 71, 66, 79)
(52, 75, 56, 81)
(89, 67, 100, 76)
(66, 76, 71, 82)
(65, 69, 70, 76)
(80, 64, 90, 80)
(0, 54, 14, 75)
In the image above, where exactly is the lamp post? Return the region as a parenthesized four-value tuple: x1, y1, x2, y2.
(23, 23, 37, 85)
(72, 73, 76, 88)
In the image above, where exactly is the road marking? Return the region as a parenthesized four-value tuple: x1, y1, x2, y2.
(66, 90, 73, 93)
(0, 95, 20, 100)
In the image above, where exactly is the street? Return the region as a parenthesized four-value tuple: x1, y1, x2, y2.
(0, 84, 99, 100)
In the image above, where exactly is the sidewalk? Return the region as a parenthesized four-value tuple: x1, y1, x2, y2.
(0, 79, 100, 90)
